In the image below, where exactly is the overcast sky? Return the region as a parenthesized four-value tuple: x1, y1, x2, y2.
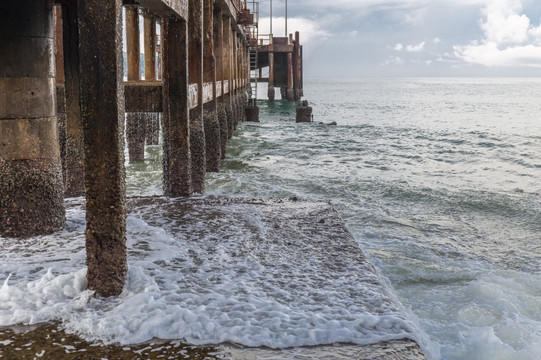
(254, 0, 541, 77)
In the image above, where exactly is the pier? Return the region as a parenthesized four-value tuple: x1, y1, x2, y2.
(0, 1, 425, 358)
(0, 0, 266, 296)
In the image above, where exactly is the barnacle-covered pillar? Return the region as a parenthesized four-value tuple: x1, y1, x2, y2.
(0, 0, 66, 237)
(78, 0, 127, 297)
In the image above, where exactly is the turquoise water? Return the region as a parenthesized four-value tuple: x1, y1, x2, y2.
(202, 78, 541, 359)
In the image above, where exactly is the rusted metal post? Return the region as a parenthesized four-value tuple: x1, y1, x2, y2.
(162, 17, 192, 197)
(78, 0, 127, 297)
(125, 6, 145, 162)
(61, 1, 85, 197)
(0, 0, 65, 238)
(189, 0, 206, 194)
(204, 0, 221, 172)
(143, 12, 160, 146)
(214, 8, 228, 160)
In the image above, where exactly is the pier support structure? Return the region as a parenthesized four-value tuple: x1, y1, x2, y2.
(3, 0, 254, 296)
(0, 0, 66, 237)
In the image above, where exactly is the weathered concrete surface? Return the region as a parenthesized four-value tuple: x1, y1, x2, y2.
(189, 110, 206, 194)
(61, 2, 85, 197)
(0, 0, 65, 237)
(296, 100, 313, 123)
(245, 105, 259, 122)
(145, 112, 161, 145)
(204, 109, 221, 172)
(124, 196, 426, 360)
(162, 17, 192, 197)
(77, 0, 127, 297)
(217, 102, 229, 159)
(126, 113, 146, 162)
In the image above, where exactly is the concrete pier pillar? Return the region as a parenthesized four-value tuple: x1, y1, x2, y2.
(162, 17, 192, 197)
(0, 0, 66, 237)
(286, 51, 295, 102)
(143, 13, 160, 146)
(126, 113, 145, 161)
(189, 0, 206, 194)
(293, 31, 302, 101)
(214, 8, 228, 160)
(204, 0, 221, 172)
(296, 100, 313, 123)
(145, 113, 160, 145)
(268, 43, 275, 101)
(125, 6, 145, 163)
(78, 0, 127, 296)
(61, 2, 85, 197)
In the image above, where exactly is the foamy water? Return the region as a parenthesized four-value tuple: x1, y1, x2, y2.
(2, 78, 541, 359)
(0, 198, 421, 352)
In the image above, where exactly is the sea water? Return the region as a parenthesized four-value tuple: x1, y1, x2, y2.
(205, 78, 541, 359)
(1, 78, 541, 359)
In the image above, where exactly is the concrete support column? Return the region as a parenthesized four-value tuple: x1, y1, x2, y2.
(268, 43, 275, 101)
(143, 12, 160, 146)
(55, 7, 67, 186)
(286, 51, 295, 101)
(293, 31, 301, 101)
(162, 17, 192, 197)
(203, 0, 221, 172)
(214, 9, 228, 160)
(61, 1, 85, 197)
(189, 0, 206, 194)
(0, 0, 65, 238)
(78, 0, 127, 297)
(125, 6, 145, 162)
(224, 17, 234, 140)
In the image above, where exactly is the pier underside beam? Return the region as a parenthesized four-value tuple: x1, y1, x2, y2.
(78, 0, 127, 297)
(0, 0, 66, 238)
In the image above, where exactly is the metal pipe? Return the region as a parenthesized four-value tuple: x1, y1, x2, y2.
(270, 0, 272, 37)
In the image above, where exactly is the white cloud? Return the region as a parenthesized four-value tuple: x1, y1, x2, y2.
(382, 56, 404, 65)
(454, 0, 541, 67)
(258, 16, 331, 48)
(433, 37, 441, 44)
(394, 43, 404, 51)
(406, 41, 426, 52)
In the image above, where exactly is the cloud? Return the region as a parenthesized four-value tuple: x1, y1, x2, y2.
(433, 37, 441, 44)
(406, 41, 426, 52)
(454, 0, 541, 67)
(258, 16, 331, 45)
(394, 43, 404, 51)
(382, 56, 404, 65)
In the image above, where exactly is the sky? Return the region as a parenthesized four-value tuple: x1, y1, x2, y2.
(254, 0, 541, 77)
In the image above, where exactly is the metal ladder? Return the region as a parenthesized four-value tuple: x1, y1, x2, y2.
(249, 44, 258, 105)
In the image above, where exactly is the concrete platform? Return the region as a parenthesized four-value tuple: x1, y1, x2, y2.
(0, 196, 425, 359)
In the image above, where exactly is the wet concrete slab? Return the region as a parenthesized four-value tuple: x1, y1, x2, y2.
(0, 196, 425, 359)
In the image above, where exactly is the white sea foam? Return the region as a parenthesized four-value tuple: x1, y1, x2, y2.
(0, 199, 419, 349)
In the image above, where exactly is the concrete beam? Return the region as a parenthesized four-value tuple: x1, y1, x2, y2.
(123, 0, 188, 21)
